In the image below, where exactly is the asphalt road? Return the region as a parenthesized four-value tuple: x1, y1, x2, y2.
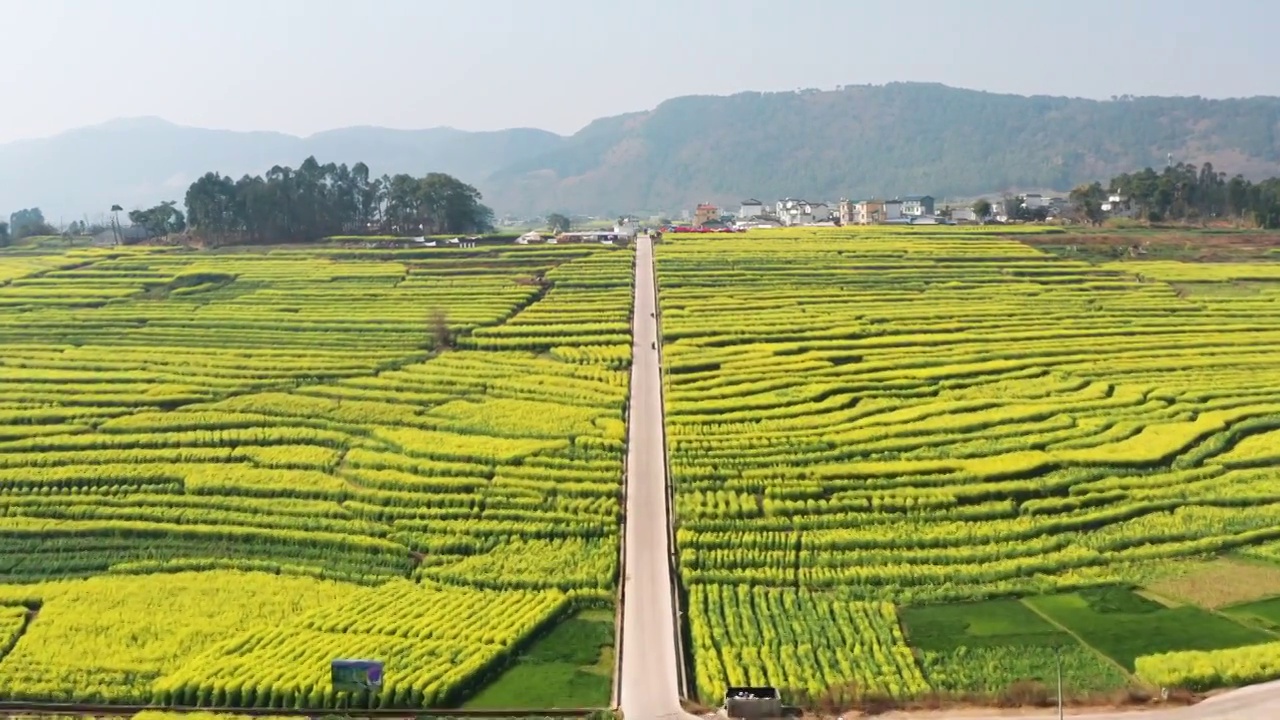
(616, 234, 1280, 720)
(619, 234, 702, 720)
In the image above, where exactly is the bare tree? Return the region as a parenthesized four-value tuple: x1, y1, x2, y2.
(428, 309, 453, 350)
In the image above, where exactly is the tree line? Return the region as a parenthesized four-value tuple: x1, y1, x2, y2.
(184, 156, 494, 242)
(0, 208, 56, 245)
(1070, 162, 1280, 228)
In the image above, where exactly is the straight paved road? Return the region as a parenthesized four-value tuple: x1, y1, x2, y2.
(619, 234, 701, 720)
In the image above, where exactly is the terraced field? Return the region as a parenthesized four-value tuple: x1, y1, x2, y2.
(0, 243, 631, 707)
(656, 229, 1280, 703)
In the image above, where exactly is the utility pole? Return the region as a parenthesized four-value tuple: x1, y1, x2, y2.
(1055, 645, 1064, 720)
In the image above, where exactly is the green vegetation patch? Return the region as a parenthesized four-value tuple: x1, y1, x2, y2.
(1223, 596, 1280, 632)
(1026, 588, 1269, 670)
(901, 599, 1127, 695)
(904, 599, 1065, 650)
(464, 609, 614, 709)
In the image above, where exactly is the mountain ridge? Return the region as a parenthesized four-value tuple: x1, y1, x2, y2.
(4, 82, 1280, 220)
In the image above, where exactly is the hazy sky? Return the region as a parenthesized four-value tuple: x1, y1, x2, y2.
(2, 0, 1277, 144)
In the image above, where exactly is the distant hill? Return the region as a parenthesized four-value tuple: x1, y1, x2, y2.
(4, 83, 1280, 220)
(485, 83, 1280, 215)
(0, 117, 564, 221)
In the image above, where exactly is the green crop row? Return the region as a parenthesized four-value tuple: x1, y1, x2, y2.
(658, 230, 1280, 702)
(0, 242, 634, 707)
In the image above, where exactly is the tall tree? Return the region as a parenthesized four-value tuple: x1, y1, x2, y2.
(546, 213, 571, 233)
(1069, 182, 1107, 225)
(0, 222, 9, 247)
(184, 173, 240, 236)
(109, 204, 125, 245)
(971, 199, 992, 220)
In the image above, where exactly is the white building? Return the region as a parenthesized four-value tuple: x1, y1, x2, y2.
(883, 200, 903, 222)
(776, 198, 821, 226)
(952, 208, 977, 223)
(898, 195, 936, 217)
(775, 199, 832, 225)
(1023, 193, 1047, 209)
(613, 218, 640, 238)
(1102, 194, 1138, 218)
(1101, 194, 1126, 213)
(738, 199, 766, 219)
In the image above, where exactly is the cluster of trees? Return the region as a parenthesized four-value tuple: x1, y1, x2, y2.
(128, 201, 186, 237)
(546, 213, 571, 233)
(6, 208, 56, 243)
(0, 211, 109, 247)
(1069, 162, 1280, 227)
(184, 156, 493, 242)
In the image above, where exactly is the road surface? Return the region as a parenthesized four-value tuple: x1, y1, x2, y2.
(882, 678, 1280, 719)
(619, 234, 701, 720)
(616, 234, 1280, 720)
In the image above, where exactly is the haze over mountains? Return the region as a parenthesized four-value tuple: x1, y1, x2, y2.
(5, 82, 1280, 221)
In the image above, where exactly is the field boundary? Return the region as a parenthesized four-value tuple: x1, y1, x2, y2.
(0, 702, 598, 718)
(609, 247, 638, 709)
(649, 238, 693, 699)
(0, 605, 37, 663)
(1019, 597, 1136, 681)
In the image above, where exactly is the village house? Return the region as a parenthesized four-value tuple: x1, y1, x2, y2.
(694, 203, 720, 227)
(1102, 194, 1138, 219)
(776, 198, 828, 226)
(898, 195, 935, 217)
(849, 199, 883, 224)
(861, 199, 885, 224)
(738, 199, 766, 220)
(838, 199, 856, 225)
(882, 199, 904, 222)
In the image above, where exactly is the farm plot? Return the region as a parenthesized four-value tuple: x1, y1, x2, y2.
(1024, 588, 1269, 671)
(900, 599, 1126, 696)
(0, 243, 633, 707)
(655, 228, 1280, 701)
